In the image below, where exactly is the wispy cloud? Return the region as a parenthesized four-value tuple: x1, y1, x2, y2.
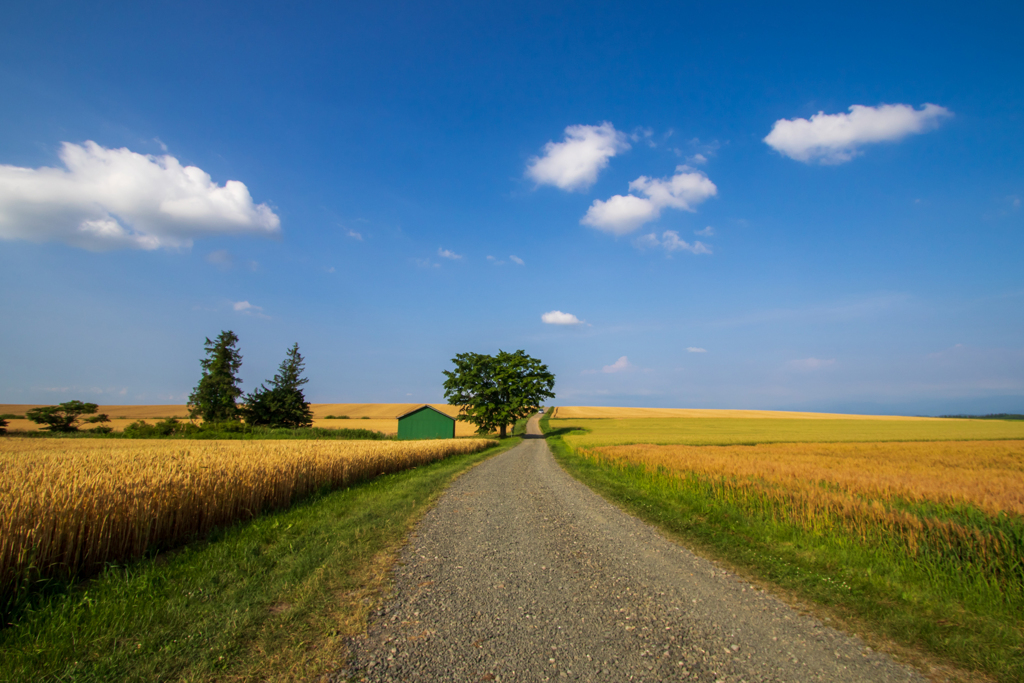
(526, 122, 630, 192)
(0, 141, 280, 250)
(633, 230, 711, 255)
(686, 347, 707, 353)
(602, 356, 634, 373)
(509, 255, 525, 265)
(541, 310, 583, 325)
(232, 300, 269, 318)
(764, 103, 952, 164)
(786, 357, 836, 371)
(694, 225, 715, 236)
(206, 249, 233, 270)
(582, 166, 717, 235)
(438, 248, 462, 260)
(346, 229, 363, 240)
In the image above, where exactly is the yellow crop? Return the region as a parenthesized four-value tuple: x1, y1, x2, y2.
(554, 416, 1024, 447)
(591, 440, 1024, 515)
(0, 438, 493, 599)
(580, 440, 1024, 571)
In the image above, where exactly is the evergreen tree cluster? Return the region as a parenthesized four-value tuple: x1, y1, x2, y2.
(188, 331, 313, 429)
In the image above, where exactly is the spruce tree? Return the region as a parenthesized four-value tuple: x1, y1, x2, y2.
(243, 343, 313, 428)
(188, 331, 244, 423)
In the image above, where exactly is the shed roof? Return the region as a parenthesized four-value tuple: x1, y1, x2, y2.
(396, 404, 457, 421)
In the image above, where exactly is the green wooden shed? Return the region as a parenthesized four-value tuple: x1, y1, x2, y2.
(396, 405, 456, 440)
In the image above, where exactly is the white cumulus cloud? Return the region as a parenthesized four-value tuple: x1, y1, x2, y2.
(581, 166, 717, 235)
(541, 310, 583, 325)
(764, 103, 952, 164)
(602, 356, 633, 373)
(526, 122, 630, 192)
(438, 248, 462, 260)
(0, 141, 280, 250)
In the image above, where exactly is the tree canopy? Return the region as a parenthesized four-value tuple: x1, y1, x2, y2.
(25, 400, 99, 432)
(442, 349, 555, 438)
(188, 330, 244, 423)
(242, 343, 314, 428)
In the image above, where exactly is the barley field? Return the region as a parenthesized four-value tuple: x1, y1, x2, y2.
(0, 437, 494, 616)
(553, 416, 1024, 447)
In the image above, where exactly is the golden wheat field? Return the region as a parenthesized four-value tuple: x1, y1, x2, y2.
(0, 438, 494, 598)
(591, 440, 1024, 515)
(579, 439, 1024, 575)
(554, 416, 1024, 447)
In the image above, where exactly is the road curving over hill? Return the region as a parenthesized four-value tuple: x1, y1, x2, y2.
(345, 414, 924, 682)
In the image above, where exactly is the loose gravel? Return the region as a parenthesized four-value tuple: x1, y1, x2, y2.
(343, 416, 924, 682)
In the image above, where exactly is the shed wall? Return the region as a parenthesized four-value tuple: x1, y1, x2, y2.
(397, 409, 455, 440)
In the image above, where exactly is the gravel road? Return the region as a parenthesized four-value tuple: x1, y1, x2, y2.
(345, 415, 924, 682)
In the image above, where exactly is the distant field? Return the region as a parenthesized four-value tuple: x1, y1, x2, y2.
(552, 416, 1024, 447)
(551, 406, 941, 420)
(0, 403, 483, 436)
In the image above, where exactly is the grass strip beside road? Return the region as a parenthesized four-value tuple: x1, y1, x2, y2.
(0, 437, 521, 682)
(540, 415, 1020, 682)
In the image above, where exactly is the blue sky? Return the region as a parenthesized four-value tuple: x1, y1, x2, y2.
(1, 0, 1021, 414)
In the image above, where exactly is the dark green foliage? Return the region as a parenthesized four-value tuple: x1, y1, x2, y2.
(443, 349, 555, 438)
(325, 415, 350, 419)
(0, 418, 7, 435)
(123, 418, 199, 438)
(241, 343, 314, 429)
(25, 401, 99, 432)
(0, 413, 23, 420)
(188, 331, 244, 423)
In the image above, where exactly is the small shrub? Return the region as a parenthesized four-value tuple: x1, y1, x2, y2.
(123, 418, 198, 438)
(324, 415, 350, 419)
(0, 418, 7, 436)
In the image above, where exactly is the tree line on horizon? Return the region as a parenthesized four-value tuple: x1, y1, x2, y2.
(3, 334, 558, 439)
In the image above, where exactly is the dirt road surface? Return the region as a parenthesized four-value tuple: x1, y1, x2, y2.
(346, 415, 924, 682)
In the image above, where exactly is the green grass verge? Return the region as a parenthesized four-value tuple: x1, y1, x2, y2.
(542, 425, 1021, 682)
(0, 437, 521, 682)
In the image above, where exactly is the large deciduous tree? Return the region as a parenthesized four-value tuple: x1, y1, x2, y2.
(443, 349, 555, 438)
(188, 330, 244, 423)
(242, 343, 314, 428)
(25, 400, 100, 432)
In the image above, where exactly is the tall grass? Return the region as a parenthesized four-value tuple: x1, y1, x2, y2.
(0, 438, 494, 622)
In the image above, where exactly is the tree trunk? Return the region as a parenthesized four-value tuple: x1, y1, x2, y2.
(499, 423, 507, 438)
